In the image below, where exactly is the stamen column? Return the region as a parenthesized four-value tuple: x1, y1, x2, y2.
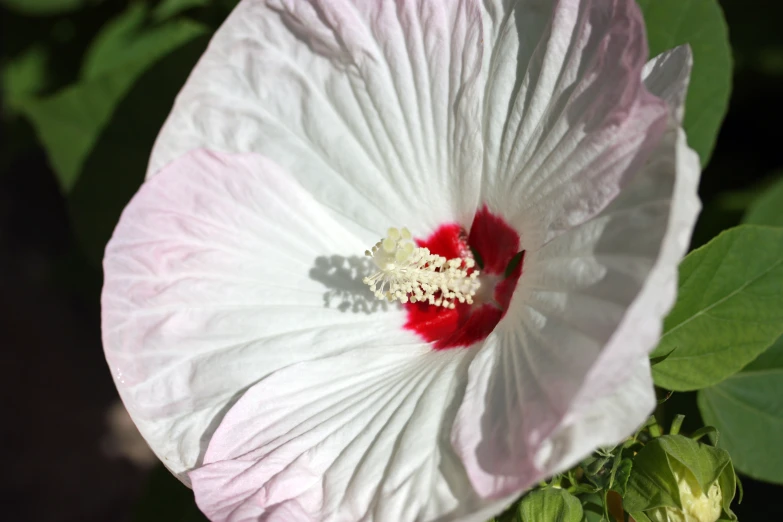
(363, 227, 480, 309)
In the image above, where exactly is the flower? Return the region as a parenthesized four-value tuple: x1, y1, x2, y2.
(101, 0, 701, 520)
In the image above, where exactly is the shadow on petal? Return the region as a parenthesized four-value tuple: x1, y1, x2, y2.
(309, 255, 399, 314)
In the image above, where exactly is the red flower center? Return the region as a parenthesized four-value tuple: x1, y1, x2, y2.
(404, 206, 524, 349)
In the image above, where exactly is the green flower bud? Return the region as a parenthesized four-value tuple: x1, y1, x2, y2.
(646, 459, 722, 522)
(624, 434, 737, 522)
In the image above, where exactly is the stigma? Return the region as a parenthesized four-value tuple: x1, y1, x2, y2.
(363, 227, 480, 309)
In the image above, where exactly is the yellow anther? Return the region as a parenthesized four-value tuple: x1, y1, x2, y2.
(382, 237, 396, 253)
(363, 226, 480, 309)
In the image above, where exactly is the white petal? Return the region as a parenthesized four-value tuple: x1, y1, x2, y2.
(643, 45, 693, 123)
(102, 150, 417, 482)
(537, 357, 656, 473)
(189, 348, 511, 522)
(481, 0, 669, 247)
(574, 107, 701, 411)
(453, 344, 655, 497)
(453, 67, 701, 499)
(148, 0, 487, 238)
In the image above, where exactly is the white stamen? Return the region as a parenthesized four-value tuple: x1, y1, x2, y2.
(362, 227, 480, 309)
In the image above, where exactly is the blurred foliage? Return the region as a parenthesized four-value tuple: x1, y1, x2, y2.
(153, 0, 211, 22)
(2, 45, 48, 107)
(742, 172, 783, 227)
(0, 0, 100, 16)
(1, 0, 237, 137)
(20, 4, 208, 192)
(1, 0, 237, 262)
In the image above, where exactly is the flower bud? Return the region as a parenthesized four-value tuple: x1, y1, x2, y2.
(646, 459, 722, 522)
(624, 434, 736, 522)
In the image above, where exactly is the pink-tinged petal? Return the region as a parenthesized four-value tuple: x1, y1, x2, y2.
(102, 150, 419, 482)
(190, 348, 511, 521)
(481, 0, 668, 246)
(643, 45, 693, 123)
(454, 35, 700, 497)
(573, 117, 701, 413)
(148, 0, 486, 239)
(538, 358, 655, 472)
(453, 345, 655, 498)
(564, 46, 699, 415)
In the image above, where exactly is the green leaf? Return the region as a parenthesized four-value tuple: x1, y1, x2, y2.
(611, 458, 633, 496)
(649, 348, 676, 367)
(637, 0, 732, 167)
(20, 74, 137, 191)
(582, 454, 614, 489)
(0, 0, 95, 16)
(152, 0, 210, 22)
(82, 4, 206, 80)
(623, 440, 681, 513)
(698, 335, 783, 484)
(742, 173, 783, 227)
(579, 492, 606, 522)
(651, 226, 783, 391)
(19, 6, 207, 192)
(2, 46, 48, 110)
(518, 488, 583, 522)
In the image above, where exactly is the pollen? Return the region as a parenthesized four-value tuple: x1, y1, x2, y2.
(363, 227, 480, 309)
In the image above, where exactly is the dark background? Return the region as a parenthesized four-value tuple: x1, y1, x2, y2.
(1, 1, 781, 521)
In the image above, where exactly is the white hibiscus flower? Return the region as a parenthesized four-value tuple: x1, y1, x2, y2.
(101, 0, 701, 520)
